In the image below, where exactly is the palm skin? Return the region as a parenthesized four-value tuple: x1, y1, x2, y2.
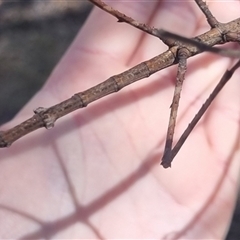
(0, 1, 240, 239)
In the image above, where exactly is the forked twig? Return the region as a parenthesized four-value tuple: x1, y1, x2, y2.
(159, 30, 240, 58)
(162, 59, 240, 168)
(0, 0, 240, 168)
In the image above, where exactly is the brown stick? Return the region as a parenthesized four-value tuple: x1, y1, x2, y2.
(0, 0, 240, 168)
(0, 18, 239, 148)
(163, 59, 240, 167)
(87, 0, 174, 46)
(162, 48, 189, 168)
(194, 0, 219, 28)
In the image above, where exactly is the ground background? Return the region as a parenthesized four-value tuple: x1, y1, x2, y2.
(0, 1, 239, 239)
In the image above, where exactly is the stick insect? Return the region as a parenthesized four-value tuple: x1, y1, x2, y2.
(0, 0, 240, 168)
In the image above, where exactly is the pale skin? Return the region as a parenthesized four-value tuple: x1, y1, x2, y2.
(0, 1, 240, 239)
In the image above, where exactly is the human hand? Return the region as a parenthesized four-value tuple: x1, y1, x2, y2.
(0, 1, 240, 239)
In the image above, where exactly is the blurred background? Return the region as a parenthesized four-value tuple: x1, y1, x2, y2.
(0, 0, 92, 124)
(0, 1, 239, 239)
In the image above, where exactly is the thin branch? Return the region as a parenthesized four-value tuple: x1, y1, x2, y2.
(162, 48, 189, 168)
(158, 28, 240, 58)
(1, 0, 240, 169)
(161, 60, 240, 168)
(1, 17, 239, 148)
(88, 0, 174, 46)
(0, 52, 174, 147)
(88, 0, 159, 37)
(194, 0, 219, 28)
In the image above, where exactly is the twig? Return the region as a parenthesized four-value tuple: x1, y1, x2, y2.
(87, 0, 174, 46)
(0, 0, 240, 168)
(160, 0, 240, 167)
(161, 59, 240, 167)
(162, 48, 189, 168)
(195, 0, 219, 28)
(1, 17, 239, 148)
(158, 29, 240, 58)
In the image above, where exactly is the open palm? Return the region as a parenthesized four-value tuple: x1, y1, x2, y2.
(0, 1, 240, 239)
